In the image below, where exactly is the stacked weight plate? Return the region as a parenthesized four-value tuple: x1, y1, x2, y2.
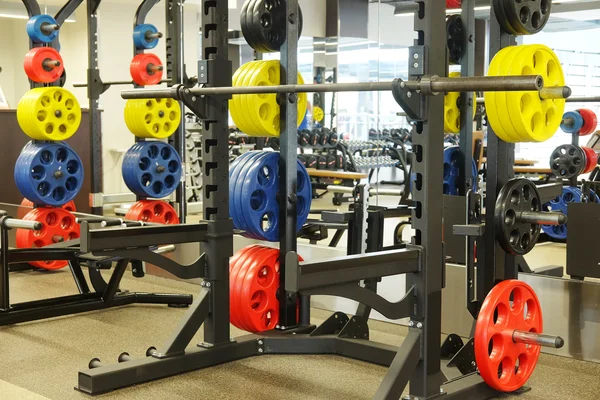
(444, 72, 475, 133)
(542, 187, 600, 241)
(230, 60, 307, 136)
(485, 44, 565, 143)
(229, 245, 303, 333)
(130, 23, 164, 86)
(443, 146, 478, 195)
(229, 151, 311, 241)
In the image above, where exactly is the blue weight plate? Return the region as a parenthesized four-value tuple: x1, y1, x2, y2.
(541, 186, 583, 241)
(229, 151, 258, 235)
(133, 24, 159, 50)
(234, 152, 274, 239)
(229, 151, 266, 237)
(295, 159, 312, 229)
(122, 141, 182, 198)
(560, 111, 584, 134)
(443, 145, 478, 195)
(239, 152, 280, 240)
(14, 141, 84, 207)
(26, 14, 59, 43)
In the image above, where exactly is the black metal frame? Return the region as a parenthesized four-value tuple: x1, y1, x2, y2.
(74, 1, 506, 399)
(0, 214, 193, 326)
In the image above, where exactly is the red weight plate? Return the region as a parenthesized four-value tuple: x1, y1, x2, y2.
(23, 47, 64, 83)
(130, 53, 163, 86)
(230, 245, 264, 330)
(577, 109, 597, 136)
(15, 208, 79, 270)
(474, 280, 542, 392)
(582, 146, 598, 173)
(232, 246, 275, 332)
(446, 0, 461, 8)
(19, 198, 77, 218)
(237, 247, 280, 332)
(125, 200, 179, 224)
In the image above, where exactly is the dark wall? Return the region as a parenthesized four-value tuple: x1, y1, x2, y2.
(0, 109, 95, 214)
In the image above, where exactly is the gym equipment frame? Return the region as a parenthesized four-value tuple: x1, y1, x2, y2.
(76, 1, 564, 399)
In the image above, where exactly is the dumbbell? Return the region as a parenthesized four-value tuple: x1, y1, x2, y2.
(316, 155, 327, 170)
(335, 154, 345, 169)
(305, 155, 318, 169)
(309, 130, 320, 147)
(319, 128, 329, 146)
(298, 129, 310, 147)
(329, 132, 338, 146)
(297, 154, 307, 167)
(326, 155, 336, 170)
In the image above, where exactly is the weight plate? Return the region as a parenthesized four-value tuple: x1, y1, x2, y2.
(15, 207, 80, 270)
(229, 245, 256, 328)
(248, 0, 303, 53)
(582, 146, 598, 173)
(230, 245, 265, 330)
(231, 61, 259, 134)
(577, 108, 597, 136)
(124, 98, 180, 138)
(506, 45, 564, 142)
(130, 53, 163, 86)
(26, 14, 59, 43)
(121, 141, 182, 198)
(15, 142, 84, 207)
(541, 186, 580, 241)
(444, 72, 474, 134)
(242, 61, 276, 135)
(443, 146, 478, 195)
(17, 87, 81, 141)
(24, 47, 64, 83)
(474, 279, 542, 392)
(18, 198, 76, 219)
(446, 15, 464, 65)
(313, 106, 324, 122)
(232, 151, 269, 238)
(485, 46, 519, 142)
(549, 144, 585, 179)
(501, 0, 551, 36)
(125, 200, 180, 224)
(494, 178, 542, 256)
(133, 24, 160, 50)
(560, 110, 584, 134)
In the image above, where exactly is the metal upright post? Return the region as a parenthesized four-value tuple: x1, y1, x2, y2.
(201, 0, 233, 345)
(481, 0, 517, 297)
(459, 0, 475, 194)
(166, 0, 187, 222)
(87, 0, 104, 215)
(406, 0, 445, 396)
(0, 224, 9, 311)
(279, 0, 307, 327)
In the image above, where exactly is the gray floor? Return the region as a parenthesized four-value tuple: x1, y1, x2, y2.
(1, 267, 599, 400)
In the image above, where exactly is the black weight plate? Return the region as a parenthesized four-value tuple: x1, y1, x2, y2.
(549, 144, 585, 179)
(446, 15, 464, 65)
(241, 0, 263, 52)
(503, 0, 551, 35)
(244, 0, 270, 53)
(493, 0, 518, 36)
(494, 178, 542, 256)
(250, 0, 303, 53)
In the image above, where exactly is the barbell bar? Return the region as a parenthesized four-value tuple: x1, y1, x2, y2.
(120, 75, 545, 99)
(326, 185, 404, 197)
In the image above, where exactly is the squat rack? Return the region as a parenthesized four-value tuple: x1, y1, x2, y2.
(76, 1, 557, 399)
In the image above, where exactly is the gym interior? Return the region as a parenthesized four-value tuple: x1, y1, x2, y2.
(1, 0, 600, 399)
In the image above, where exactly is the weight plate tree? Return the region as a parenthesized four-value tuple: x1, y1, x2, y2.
(229, 151, 311, 241)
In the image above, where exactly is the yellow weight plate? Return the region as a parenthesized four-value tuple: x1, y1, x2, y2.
(124, 98, 180, 139)
(444, 72, 475, 134)
(493, 45, 527, 142)
(506, 45, 565, 142)
(485, 46, 517, 142)
(231, 62, 256, 133)
(17, 87, 81, 140)
(313, 106, 324, 122)
(241, 61, 273, 135)
(229, 62, 247, 132)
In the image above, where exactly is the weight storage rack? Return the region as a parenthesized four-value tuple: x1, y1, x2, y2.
(75, 1, 558, 399)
